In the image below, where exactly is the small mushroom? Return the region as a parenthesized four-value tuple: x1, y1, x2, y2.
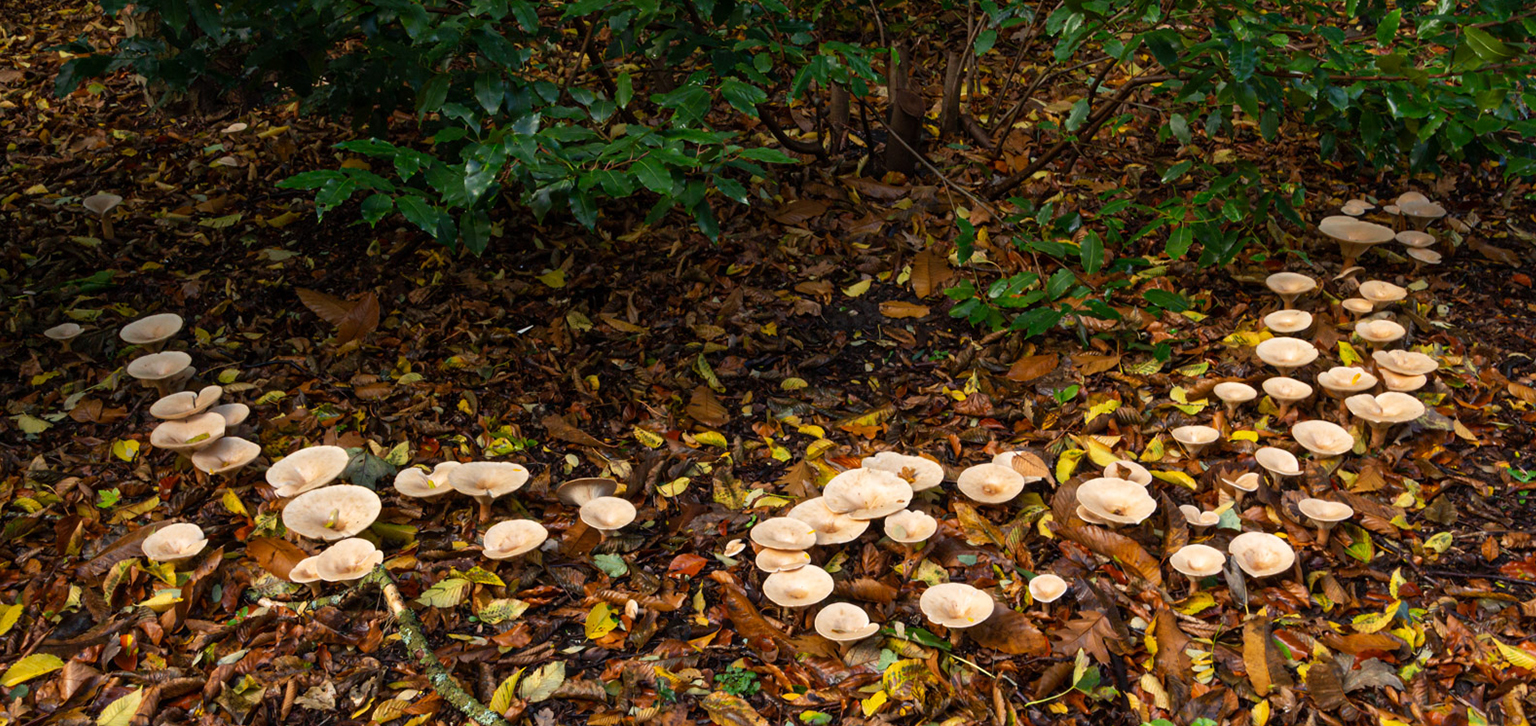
(83, 192, 124, 239)
(1355, 319, 1406, 349)
(1169, 544, 1226, 591)
(1406, 248, 1442, 269)
(1341, 298, 1375, 319)
(394, 464, 459, 499)
(267, 446, 350, 498)
(1255, 337, 1319, 375)
(884, 509, 938, 544)
(142, 523, 208, 564)
(751, 517, 819, 551)
(483, 520, 549, 559)
(1397, 197, 1446, 230)
(919, 583, 995, 628)
(1228, 532, 1297, 578)
(822, 468, 913, 519)
(1027, 574, 1068, 604)
(1103, 460, 1153, 487)
(1291, 420, 1356, 459)
(763, 565, 834, 607)
(1221, 471, 1262, 506)
(1179, 504, 1220, 528)
(149, 385, 223, 420)
(44, 323, 82, 349)
(1345, 392, 1425, 448)
(1395, 230, 1435, 249)
(755, 548, 812, 573)
(191, 436, 261, 477)
(722, 539, 747, 558)
(956, 463, 1027, 504)
(1297, 498, 1354, 546)
(786, 497, 870, 545)
(1340, 199, 1375, 216)
(120, 313, 184, 349)
(1265, 272, 1317, 309)
(861, 452, 945, 491)
(127, 351, 193, 396)
(579, 496, 637, 532)
(1372, 349, 1437, 378)
(1316, 366, 1378, 421)
(315, 538, 384, 582)
(1213, 382, 1258, 430)
(1262, 377, 1314, 419)
(210, 403, 250, 429)
(1318, 216, 1395, 267)
(1358, 280, 1407, 310)
(556, 477, 620, 506)
(1255, 446, 1301, 482)
(1170, 425, 1219, 457)
(1263, 310, 1314, 336)
(283, 485, 382, 541)
(448, 461, 530, 522)
(814, 602, 880, 642)
(1076, 477, 1157, 525)
(150, 412, 226, 454)
(1378, 368, 1427, 392)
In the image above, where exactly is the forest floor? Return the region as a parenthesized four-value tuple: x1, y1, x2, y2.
(6, 3, 1536, 726)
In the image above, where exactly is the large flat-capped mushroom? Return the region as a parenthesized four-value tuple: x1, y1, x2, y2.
(128, 351, 193, 396)
(1076, 477, 1157, 525)
(1379, 368, 1426, 392)
(956, 463, 1026, 504)
(150, 412, 226, 454)
(191, 436, 261, 477)
(210, 403, 250, 429)
(1345, 392, 1425, 448)
(1027, 574, 1068, 604)
(756, 548, 812, 573)
(1228, 532, 1296, 578)
(1255, 337, 1319, 375)
(394, 464, 458, 499)
(1397, 196, 1446, 229)
(579, 496, 637, 532)
(284, 485, 381, 541)
(1262, 376, 1314, 419)
(1292, 420, 1356, 458)
(751, 517, 819, 551)
(1213, 382, 1258, 430)
(120, 313, 183, 348)
(1255, 446, 1302, 480)
(556, 477, 619, 506)
(1170, 543, 1226, 591)
(267, 445, 350, 498)
(1315, 366, 1377, 421)
(1170, 425, 1219, 457)
(1265, 272, 1317, 309)
(919, 582, 994, 628)
(1297, 498, 1354, 546)
(1358, 280, 1407, 310)
(1372, 349, 1436, 377)
(1318, 216, 1395, 267)
(1103, 459, 1153, 487)
(786, 497, 870, 545)
(150, 385, 223, 420)
(483, 520, 549, 559)
(861, 451, 945, 491)
(823, 468, 913, 519)
(1355, 319, 1406, 349)
(315, 538, 383, 582)
(884, 509, 938, 544)
(763, 565, 834, 607)
(814, 602, 880, 642)
(142, 523, 208, 564)
(449, 461, 530, 522)
(1263, 310, 1313, 336)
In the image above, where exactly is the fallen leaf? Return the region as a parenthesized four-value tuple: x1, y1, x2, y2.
(910, 247, 952, 299)
(687, 386, 730, 427)
(541, 414, 609, 448)
(247, 537, 309, 580)
(1007, 353, 1059, 382)
(878, 301, 930, 319)
(701, 690, 768, 726)
(969, 607, 1050, 655)
(770, 199, 827, 225)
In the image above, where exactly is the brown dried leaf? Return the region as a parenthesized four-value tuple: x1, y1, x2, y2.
(1509, 382, 1536, 405)
(832, 578, 898, 604)
(76, 522, 171, 578)
(248, 537, 309, 580)
(335, 292, 380, 344)
(842, 177, 909, 200)
(1152, 609, 1191, 677)
(910, 247, 952, 299)
(687, 387, 730, 428)
(769, 200, 827, 226)
(1306, 652, 1349, 710)
(295, 288, 352, 326)
(953, 501, 1008, 549)
(878, 301, 930, 319)
(969, 607, 1049, 656)
(541, 414, 609, 448)
(1052, 610, 1115, 663)
(1004, 450, 1051, 481)
(1006, 353, 1059, 382)
(1073, 353, 1121, 376)
(1056, 523, 1163, 586)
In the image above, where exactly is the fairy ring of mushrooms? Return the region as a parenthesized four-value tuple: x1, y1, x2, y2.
(1170, 425, 1219, 457)
(44, 323, 82, 348)
(1255, 446, 1302, 481)
(1318, 216, 1395, 267)
(580, 496, 638, 533)
(127, 351, 193, 396)
(1213, 382, 1258, 431)
(1027, 574, 1068, 604)
(756, 548, 812, 573)
(316, 538, 384, 582)
(120, 313, 184, 349)
(1103, 460, 1152, 487)
(556, 477, 620, 506)
(150, 384, 223, 420)
(150, 412, 226, 454)
(1179, 505, 1220, 528)
(1292, 419, 1356, 461)
(1221, 471, 1261, 506)
(1316, 366, 1377, 420)
(395, 462, 462, 499)
(1358, 280, 1407, 310)
(1355, 319, 1406, 349)
(751, 517, 819, 551)
(1264, 310, 1313, 336)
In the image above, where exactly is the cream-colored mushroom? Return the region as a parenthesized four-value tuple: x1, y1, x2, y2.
(884, 509, 938, 544)
(1297, 499, 1354, 546)
(1213, 382, 1258, 430)
(1318, 216, 1395, 266)
(1291, 419, 1356, 459)
(482, 520, 549, 559)
(1255, 337, 1319, 375)
(1262, 377, 1314, 418)
(210, 403, 249, 429)
(722, 539, 747, 558)
(191, 436, 261, 477)
(83, 192, 123, 239)
(289, 556, 323, 585)
(315, 538, 383, 582)
(1397, 197, 1446, 229)
(919, 583, 995, 628)
(756, 548, 812, 573)
(763, 565, 834, 607)
(127, 350, 193, 396)
(1341, 298, 1374, 318)
(149, 385, 223, 420)
(1355, 319, 1406, 349)
(393, 466, 454, 499)
(1228, 532, 1296, 578)
(1372, 349, 1437, 377)
(1179, 504, 1220, 528)
(556, 477, 619, 506)
(266, 445, 350, 498)
(580, 496, 637, 532)
(1395, 231, 1435, 249)
(786, 497, 870, 545)
(449, 461, 529, 522)
(1359, 280, 1407, 310)
(150, 412, 226, 454)
(1221, 471, 1262, 506)
(1406, 248, 1441, 266)
(1255, 446, 1301, 480)
(1378, 368, 1426, 392)
(1341, 199, 1375, 216)
(1264, 310, 1314, 335)
(120, 313, 184, 348)
(861, 451, 945, 491)
(283, 485, 382, 541)
(956, 463, 1026, 504)
(814, 602, 880, 642)
(1169, 543, 1226, 590)
(1027, 574, 1068, 604)
(1266, 272, 1317, 309)
(1345, 392, 1425, 448)
(822, 468, 914, 519)
(751, 517, 819, 551)
(1076, 477, 1157, 525)
(44, 323, 82, 346)
(1171, 425, 1219, 457)
(142, 523, 208, 563)
(1103, 460, 1152, 487)
(1315, 366, 1378, 421)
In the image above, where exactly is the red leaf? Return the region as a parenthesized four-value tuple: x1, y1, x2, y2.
(667, 553, 708, 578)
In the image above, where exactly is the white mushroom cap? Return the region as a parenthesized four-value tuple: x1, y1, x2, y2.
(555, 477, 619, 506)
(1316, 366, 1378, 395)
(1291, 420, 1356, 456)
(1027, 574, 1068, 603)
(1345, 392, 1425, 424)
(1382, 204, 1401, 216)
(210, 403, 250, 428)
(315, 538, 383, 582)
(83, 192, 123, 216)
(956, 463, 1027, 504)
(786, 497, 870, 545)
(1169, 544, 1226, 577)
(1222, 471, 1262, 492)
(1397, 198, 1446, 223)
(1358, 280, 1407, 305)
(750, 517, 819, 551)
(1298, 498, 1355, 524)
(150, 412, 226, 453)
(1179, 504, 1220, 527)
(1395, 231, 1435, 249)
(149, 385, 223, 420)
(1170, 425, 1219, 453)
(814, 602, 879, 641)
(1075, 505, 1112, 525)
(127, 351, 193, 382)
(1396, 192, 1430, 206)
(120, 313, 184, 345)
(883, 509, 938, 543)
(1103, 460, 1153, 487)
(191, 436, 261, 476)
(579, 496, 637, 532)
(1318, 216, 1395, 245)
(266, 446, 350, 498)
(722, 539, 747, 558)
(763, 565, 835, 607)
(482, 520, 549, 559)
(1075, 477, 1157, 525)
(1262, 377, 1314, 404)
(1263, 310, 1313, 334)
(1340, 199, 1375, 216)
(282, 485, 381, 542)
(1406, 248, 1442, 265)
(1372, 350, 1437, 376)
(1255, 447, 1301, 476)
(1265, 272, 1317, 302)
(755, 548, 812, 573)
(1341, 298, 1375, 316)
(822, 468, 914, 519)
(1255, 337, 1319, 372)
(1228, 532, 1297, 577)
(861, 452, 945, 491)
(1379, 369, 1427, 392)
(142, 523, 208, 563)
(919, 583, 995, 628)
(448, 461, 529, 500)
(394, 464, 458, 498)
(289, 556, 322, 584)
(1213, 382, 1258, 405)
(1355, 319, 1406, 345)
(44, 323, 82, 341)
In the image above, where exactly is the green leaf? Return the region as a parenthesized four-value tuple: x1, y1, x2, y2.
(1142, 289, 1189, 312)
(397, 196, 439, 237)
(416, 578, 471, 608)
(1169, 113, 1191, 145)
(632, 157, 675, 196)
(360, 194, 394, 226)
(974, 28, 997, 55)
(719, 78, 767, 116)
(1464, 27, 1516, 61)
(1, 654, 64, 687)
(1065, 98, 1090, 132)
(1166, 225, 1193, 259)
(1376, 9, 1401, 46)
(592, 554, 628, 577)
(616, 72, 633, 108)
(1045, 268, 1076, 299)
(1161, 160, 1193, 183)
(1079, 231, 1103, 274)
(417, 75, 450, 115)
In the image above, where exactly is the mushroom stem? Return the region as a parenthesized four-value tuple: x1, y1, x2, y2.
(1315, 523, 1334, 547)
(1368, 424, 1388, 450)
(152, 380, 172, 398)
(1276, 401, 1293, 419)
(475, 495, 495, 523)
(307, 582, 323, 598)
(1279, 293, 1299, 310)
(1185, 574, 1202, 595)
(101, 216, 115, 240)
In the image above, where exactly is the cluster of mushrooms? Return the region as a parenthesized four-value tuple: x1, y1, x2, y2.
(1323, 191, 1447, 270)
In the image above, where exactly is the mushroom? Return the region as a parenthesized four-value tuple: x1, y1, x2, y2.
(394, 463, 460, 499)
(149, 385, 223, 420)
(1170, 425, 1219, 457)
(1297, 498, 1354, 546)
(120, 313, 184, 349)
(43, 323, 82, 349)
(1316, 366, 1378, 420)
(1372, 349, 1437, 378)
(755, 548, 812, 573)
(579, 496, 637, 532)
(555, 477, 619, 507)
(448, 461, 530, 522)
(1378, 368, 1427, 392)
(315, 538, 384, 582)
(763, 565, 834, 607)
(722, 539, 747, 558)
(1355, 319, 1406, 350)
(750, 517, 819, 551)
(83, 192, 123, 239)
(283, 485, 382, 541)
(1318, 216, 1395, 267)
(1169, 544, 1226, 591)
(884, 509, 938, 544)
(142, 523, 208, 564)
(1291, 420, 1356, 459)
(814, 603, 880, 642)
(127, 351, 193, 396)
(1027, 574, 1068, 604)
(1397, 197, 1446, 229)
(1262, 377, 1314, 419)
(861, 452, 945, 491)
(266, 445, 350, 498)
(1255, 446, 1302, 482)
(191, 436, 261, 477)
(822, 468, 913, 519)
(1255, 337, 1319, 375)
(956, 463, 1027, 504)
(1358, 280, 1407, 310)
(919, 583, 995, 628)
(211, 403, 250, 429)
(1263, 310, 1314, 336)
(786, 497, 870, 545)
(289, 556, 323, 593)
(1345, 392, 1425, 448)
(1406, 248, 1442, 269)
(1395, 231, 1435, 249)
(1341, 298, 1375, 319)
(1340, 199, 1375, 216)
(482, 520, 549, 559)
(150, 412, 226, 454)
(992, 451, 1049, 483)
(1221, 471, 1261, 506)
(1179, 504, 1220, 528)
(1265, 272, 1317, 309)
(1213, 382, 1258, 430)
(1075, 477, 1157, 525)
(1228, 532, 1297, 578)
(1103, 460, 1153, 487)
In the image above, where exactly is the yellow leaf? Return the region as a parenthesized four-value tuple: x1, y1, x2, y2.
(586, 602, 619, 640)
(371, 699, 411, 723)
(781, 377, 808, 390)
(1493, 639, 1536, 670)
(1176, 591, 1217, 615)
(860, 690, 888, 718)
(1352, 608, 1396, 634)
(489, 669, 524, 714)
(1424, 532, 1453, 554)
(536, 269, 566, 288)
(633, 427, 665, 449)
(1222, 330, 1269, 348)
(1229, 430, 1259, 442)
(222, 488, 248, 517)
(843, 279, 872, 297)
(2, 653, 64, 687)
(1084, 438, 1119, 467)
(694, 430, 728, 448)
(0, 603, 22, 636)
(1056, 449, 1085, 482)
(461, 566, 505, 587)
(138, 589, 183, 612)
(1085, 399, 1120, 424)
(805, 439, 834, 459)
(1338, 341, 1362, 366)
(97, 687, 144, 726)
(1140, 436, 1166, 462)
(659, 477, 690, 497)
(1151, 470, 1198, 489)
(1253, 699, 1271, 726)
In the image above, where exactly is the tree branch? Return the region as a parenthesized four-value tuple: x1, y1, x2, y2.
(754, 104, 829, 161)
